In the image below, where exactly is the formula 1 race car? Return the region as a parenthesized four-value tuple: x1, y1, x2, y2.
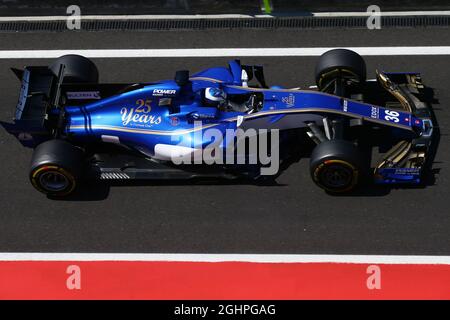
(2, 49, 435, 196)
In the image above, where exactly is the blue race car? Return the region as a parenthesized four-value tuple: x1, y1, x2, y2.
(2, 49, 435, 196)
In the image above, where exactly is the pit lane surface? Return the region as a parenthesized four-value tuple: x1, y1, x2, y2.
(0, 28, 449, 254)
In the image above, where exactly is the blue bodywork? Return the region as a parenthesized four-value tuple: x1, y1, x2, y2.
(65, 61, 422, 152)
(4, 60, 433, 185)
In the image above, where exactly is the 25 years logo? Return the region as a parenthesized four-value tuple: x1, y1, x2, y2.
(121, 99, 162, 126)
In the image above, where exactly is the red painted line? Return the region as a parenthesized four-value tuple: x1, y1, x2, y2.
(0, 262, 449, 300)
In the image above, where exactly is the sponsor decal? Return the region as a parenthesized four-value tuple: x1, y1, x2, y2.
(394, 168, 421, 175)
(15, 69, 30, 120)
(191, 113, 216, 120)
(153, 89, 177, 97)
(159, 98, 172, 106)
(343, 99, 348, 112)
(170, 117, 179, 126)
(135, 99, 152, 113)
(281, 94, 295, 107)
(370, 106, 379, 119)
(121, 99, 161, 127)
(66, 91, 101, 100)
(121, 107, 161, 127)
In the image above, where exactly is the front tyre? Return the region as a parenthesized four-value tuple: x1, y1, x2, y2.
(30, 140, 83, 196)
(310, 140, 365, 193)
(315, 49, 366, 91)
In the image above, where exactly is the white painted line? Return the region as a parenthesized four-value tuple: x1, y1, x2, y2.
(1, 11, 450, 22)
(1, 47, 450, 59)
(0, 14, 274, 22)
(311, 10, 450, 17)
(0, 253, 449, 264)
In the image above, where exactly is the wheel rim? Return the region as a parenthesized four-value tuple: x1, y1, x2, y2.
(39, 171, 69, 192)
(320, 163, 355, 190)
(318, 68, 361, 90)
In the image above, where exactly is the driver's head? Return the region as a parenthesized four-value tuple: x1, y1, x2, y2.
(204, 87, 227, 107)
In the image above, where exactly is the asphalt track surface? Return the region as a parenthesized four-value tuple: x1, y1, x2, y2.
(0, 28, 449, 254)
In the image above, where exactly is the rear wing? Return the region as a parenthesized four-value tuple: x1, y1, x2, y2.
(1, 66, 61, 147)
(14, 66, 56, 122)
(2, 64, 148, 148)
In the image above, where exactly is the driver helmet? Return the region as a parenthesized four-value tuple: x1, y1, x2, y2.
(204, 87, 227, 107)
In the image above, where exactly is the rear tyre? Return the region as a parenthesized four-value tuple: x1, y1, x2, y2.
(30, 140, 84, 196)
(315, 49, 366, 91)
(49, 54, 98, 83)
(310, 140, 366, 193)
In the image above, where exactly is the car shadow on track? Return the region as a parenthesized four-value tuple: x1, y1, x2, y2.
(49, 134, 307, 201)
(49, 177, 288, 201)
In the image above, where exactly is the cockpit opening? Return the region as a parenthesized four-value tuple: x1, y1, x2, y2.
(202, 87, 263, 114)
